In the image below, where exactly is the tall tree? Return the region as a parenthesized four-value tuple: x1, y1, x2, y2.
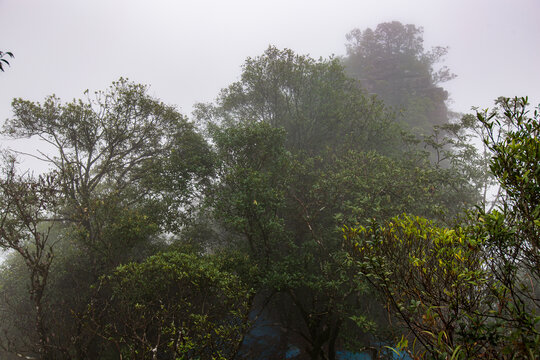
(0, 79, 214, 359)
(200, 46, 478, 359)
(197, 46, 401, 157)
(4, 78, 213, 265)
(344, 21, 455, 134)
(0, 156, 60, 359)
(346, 97, 539, 359)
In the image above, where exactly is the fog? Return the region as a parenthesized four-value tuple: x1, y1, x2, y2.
(1, 1, 539, 359)
(1, 0, 539, 121)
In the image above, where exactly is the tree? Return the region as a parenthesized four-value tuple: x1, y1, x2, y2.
(196, 46, 402, 157)
(208, 120, 291, 262)
(200, 47, 478, 359)
(346, 97, 539, 359)
(344, 21, 455, 133)
(3, 78, 213, 265)
(477, 97, 539, 269)
(0, 155, 60, 359)
(83, 251, 252, 360)
(346, 215, 491, 358)
(473, 97, 539, 357)
(0, 79, 215, 359)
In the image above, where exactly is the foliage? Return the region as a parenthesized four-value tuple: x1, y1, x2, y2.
(344, 21, 455, 133)
(345, 97, 539, 359)
(0, 51, 14, 72)
(200, 48, 396, 358)
(0, 252, 37, 357)
(197, 46, 401, 157)
(346, 215, 490, 358)
(472, 97, 539, 357)
(477, 96, 539, 264)
(0, 29, 512, 360)
(314, 149, 477, 225)
(209, 120, 291, 261)
(0, 80, 214, 359)
(0, 155, 60, 359)
(201, 46, 479, 359)
(83, 251, 252, 360)
(4, 78, 213, 250)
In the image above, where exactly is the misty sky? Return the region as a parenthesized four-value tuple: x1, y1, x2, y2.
(1, 0, 539, 161)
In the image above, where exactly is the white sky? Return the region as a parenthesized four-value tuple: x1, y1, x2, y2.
(1, 0, 539, 164)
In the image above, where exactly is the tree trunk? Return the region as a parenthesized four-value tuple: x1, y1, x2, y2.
(327, 320, 342, 360)
(35, 298, 50, 360)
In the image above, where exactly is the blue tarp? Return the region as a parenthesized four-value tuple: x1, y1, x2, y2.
(241, 306, 412, 360)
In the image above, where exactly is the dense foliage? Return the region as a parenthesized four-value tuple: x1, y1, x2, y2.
(196, 46, 479, 359)
(84, 252, 252, 359)
(0, 80, 216, 359)
(344, 21, 455, 133)
(0, 22, 537, 360)
(346, 97, 539, 359)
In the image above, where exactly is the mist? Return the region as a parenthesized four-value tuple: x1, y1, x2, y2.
(0, 1, 538, 359)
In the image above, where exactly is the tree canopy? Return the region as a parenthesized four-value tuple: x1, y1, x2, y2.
(0, 23, 537, 360)
(0, 79, 216, 359)
(346, 97, 539, 359)
(344, 21, 455, 133)
(196, 45, 480, 359)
